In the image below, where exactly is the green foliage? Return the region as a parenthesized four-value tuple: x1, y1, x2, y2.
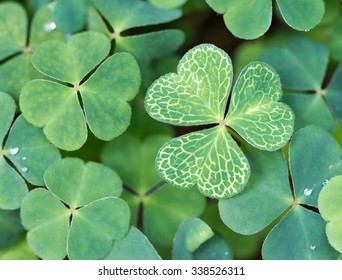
(20, 158, 130, 260)
(145, 44, 294, 199)
(0, 2, 64, 101)
(101, 134, 206, 247)
(0, 92, 60, 210)
(219, 126, 341, 259)
(261, 36, 340, 132)
(318, 176, 342, 253)
(20, 32, 141, 151)
(206, 0, 325, 39)
(0, 0, 341, 261)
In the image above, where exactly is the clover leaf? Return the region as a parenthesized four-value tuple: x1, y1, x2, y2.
(219, 126, 342, 259)
(101, 134, 206, 247)
(104, 226, 161, 260)
(145, 44, 294, 199)
(20, 158, 130, 260)
(261, 36, 341, 131)
(20, 31, 141, 151)
(0, 210, 24, 249)
(0, 239, 37, 260)
(0, 2, 64, 101)
(88, 0, 184, 72)
(318, 176, 342, 254)
(172, 218, 232, 260)
(205, 0, 325, 39)
(0, 92, 60, 210)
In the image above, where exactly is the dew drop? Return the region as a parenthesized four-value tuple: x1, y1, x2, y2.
(304, 29, 310, 32)
(48, 1, 57, 11)
(22, 157, 27, 161)
(322, 179, 329, 186)
(44, 22, 57, 32)
(9, 147, 19, 155)
(303, 188, 313, 196)
(310, 245, 316, 251)
(224, 252, 229, 256)
(21, 167, 28, 173)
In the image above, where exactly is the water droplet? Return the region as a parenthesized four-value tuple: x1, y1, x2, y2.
(44, 22, 57, 32)
(304, 188, 313, 196)
(21, 167, 28, 173)
(304, 29, 310, 32)
(310, 245, 316, 251)
(22, 157, 27, 161)
(224, 252, 229, 256)
(48, 1, 57, 11)
(9, 147, 19, 155)
(322, 179, 329, 186)
(329, 164, 333, 169)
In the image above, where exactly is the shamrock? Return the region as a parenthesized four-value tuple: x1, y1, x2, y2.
(20, 158, 130, 260)
(145, 44, 294, 199)
(20, 31, 141, 151)
(219, 126, 342, 259)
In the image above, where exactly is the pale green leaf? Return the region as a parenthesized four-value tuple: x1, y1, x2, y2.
(44, 158, 122, 208)
(0, 210, 23, 248)
(81, 53, 141, 141)
(318, 176, 342, 253)
(104, 227, 161, 260)
(156, 126, 250, 199)
(226, 62, 294, 151)
(146, 44, 233, 126)
(0, 239, 37, 260)
(20, 80, 87, 151)
(276, 0, 325, 31)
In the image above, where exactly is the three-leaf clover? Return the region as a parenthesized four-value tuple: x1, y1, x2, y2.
(101, 134, 206, 247)
(219, 126, 342, 259)
(145, 44, 294, 199)
(20, 158, 130, 260)
(0, 2, 64, 101)
(20, 31, 141, 151)
(261, 36, 341, 131)
(205, 0, 325, 39)
(318, 176, 342, 254)
(0, 92, 60, 210)
(88, 0, 184, 72)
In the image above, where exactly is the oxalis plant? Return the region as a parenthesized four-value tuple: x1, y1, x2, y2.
(0, 0, 342, 261)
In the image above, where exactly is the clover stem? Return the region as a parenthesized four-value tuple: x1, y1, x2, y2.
(69, 207, 77, 215)
(292, 199, 299, 208)
(315, 88, 326, 96)
(73, 84, 81, 91)
(0, 149, 4, 157)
